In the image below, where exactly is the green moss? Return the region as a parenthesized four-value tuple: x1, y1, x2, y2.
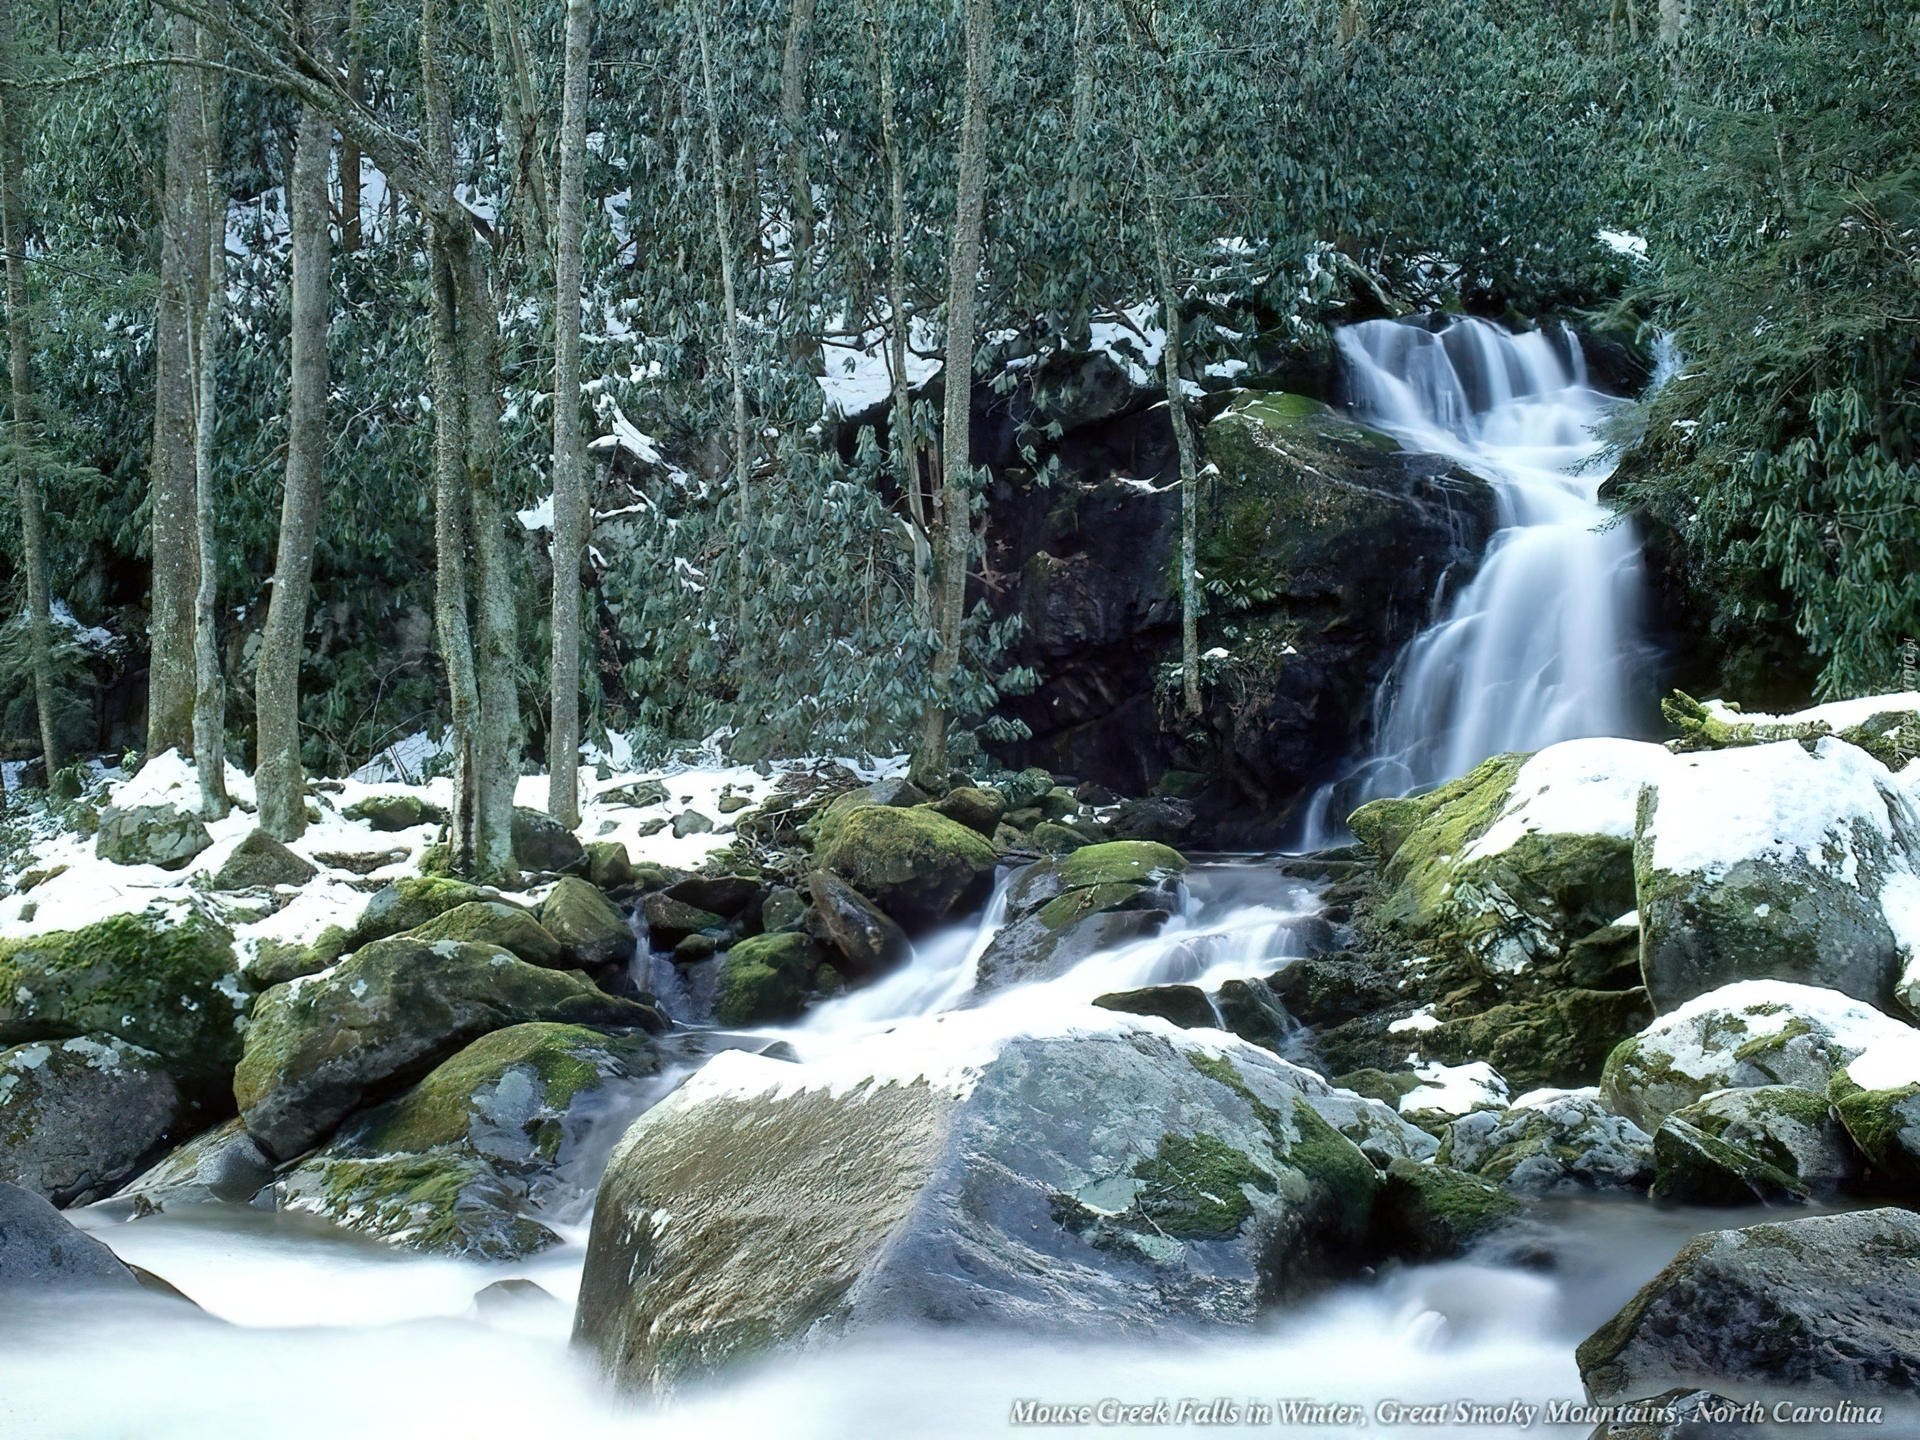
(1057, 841, 1188, 890)
(714, 933, 814, 1026)
(295, 1149, 560, 1260)
(1130, 1131, 1272, 1239)
(1284, 1097, 1381, 1222)
(1830, 1077, 1920, 1184)
(1037, 882, 1149, 932)
(407, 902, 560, 966)
(351, 876, 485, 945)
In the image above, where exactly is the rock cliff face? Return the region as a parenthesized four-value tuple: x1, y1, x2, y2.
(975, 380, 1498, 845)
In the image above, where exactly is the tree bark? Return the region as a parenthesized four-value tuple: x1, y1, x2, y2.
(255, 6, 334, 841)
(149, 16, 211, 759)
(338, 0, 362, 253)
(191, 26, 228, 817)
(869, 0, 929, 629)
(694, 7, 751, 630)
(547, 0, 590, 827)
(485, 0, 553, 256)
(0, 0, 61, 780)
(780, 0, 816, 265)
(918, 0, 993, 784)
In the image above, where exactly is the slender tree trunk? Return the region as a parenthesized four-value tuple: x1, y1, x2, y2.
(0, 0, 61, 780)
(485, 0, 553, 254)
(255, 14, 334, 841)
(547, 0, 591, 828)
(191, 34, 228, 817)
(694, 8, 751, 632)
(869, 0, 929, 628)
(422, 0, 482, 871)
(338, 0, 362, 253)
(780, 0, 817, 265)
(149, 17, 210, 759)
(919, 0, 993, 784)
(1069, 0, 1094, 212)
(1143, 164, 1200, 716)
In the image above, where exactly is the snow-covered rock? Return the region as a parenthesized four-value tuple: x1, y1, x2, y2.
(1650, 1085, 1862, 1205)
(1600, 980, 1917, 1130)
(1829, 1032, 1920, 1189)
(1440, 1086, 1653, 1193)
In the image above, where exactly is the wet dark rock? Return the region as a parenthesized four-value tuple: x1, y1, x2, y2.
(664, 874, 759, 917)
(1091, 985, 1216, 1029)
(1371, 1158, 1523, 1260)
(511, 807, 587, 874)
(0, 1180, 143, 1290)
(1211, 978, 1294, 1049)
(805, 872, 910, 979)
(0, 1035, 180, 1206)
(642, 894, 725, 950)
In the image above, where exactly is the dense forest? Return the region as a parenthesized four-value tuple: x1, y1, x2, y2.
(0, 0, 1909, 872)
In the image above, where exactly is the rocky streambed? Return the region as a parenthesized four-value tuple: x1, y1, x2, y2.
(6, 698, 1920, 1437)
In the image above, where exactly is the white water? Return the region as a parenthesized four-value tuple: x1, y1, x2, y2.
(1303, 317, 1648, 842)
(7, 864, 1772, 1439)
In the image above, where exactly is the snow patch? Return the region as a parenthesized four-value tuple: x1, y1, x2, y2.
(1464, 738, 1672, 863)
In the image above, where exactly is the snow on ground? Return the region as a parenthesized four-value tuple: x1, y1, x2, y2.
(0, 743, 907, 969)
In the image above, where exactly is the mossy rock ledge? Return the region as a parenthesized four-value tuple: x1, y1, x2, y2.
(234, 936, 663, 1160)
(574, 1031, 1407, 1393)
(814, 804, 998, 933)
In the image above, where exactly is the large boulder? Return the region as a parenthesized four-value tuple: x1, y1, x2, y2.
(405, 901, 564, 967)
(348, 877, 487, 947)
(0, 1181, 142, 1291)
(234, 936, 663, 1159)
(1828, 1035, 1920, 1188)
(973, 842, 1188, 994)
(0, 1034, 179, 1206)
(573, 1028, 1392, 1392)
(1634, 738, 1919, 1013)
(0, 907, 244, 1090)
(815, 805, 998, 933)
(94, 804, 212, 870)
(210, 830, 318, 891)
(1576, 1208, 1920, 1401)
(1370, 1158, 1522, 1261)
(538, 878, 638, 969)
(1599, 980, 1915, 1132)
(511, 807, 586, 874)
(1649, 1084, 1862, 1205)
(931, 786, 1006, 837)
(804, 872, 909, 979)
(1439, 1087, 1654, 1193)
(978, 388, 1499, 845)
(276, 1023, 658, 1259)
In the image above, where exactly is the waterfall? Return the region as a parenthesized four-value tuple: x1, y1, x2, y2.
(1302, 316, 1648, 841)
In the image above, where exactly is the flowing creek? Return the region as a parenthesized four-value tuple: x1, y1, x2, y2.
(1, 860, 1828, 1438)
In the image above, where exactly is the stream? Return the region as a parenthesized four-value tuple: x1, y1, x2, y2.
(0, 860, 1815, 1439)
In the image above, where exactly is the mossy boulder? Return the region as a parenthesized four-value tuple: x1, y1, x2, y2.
(663, 874, 759, 917)
(1828, 1038, 1920, 1189)
(930, 785, 1006, 837)
(1599, 979, 1915, 1132)
(1576, 1208, 1920, 1402)
(94, 804, 213, 870)
(1650, 1084, 1860, 1205)
(343, 794, 437, 832)
(511, 806, 586, 874)
(574, 1030, 1384, 1392)
(275, 1022, 658, 1259)
(210, 830, 318, 891)
(641, 892, 724, 950)
(539, 877, 637, 968)
(584, 841, 634, 890)
(804, 872, 908, 979)
(1371, 1158, 1522, 1260)
(973, 844, 1187, 994)
(815, 804, 998, 933)
(406, 901, 565, 967)
(1091, 985, 1217, 1029)
(0, 1033, 180, 1206)
(1439, 1088, 1654, 1193)
(234, 936, 664, 1159)
(349, 877, 488, 947)
(1030, 821, 1088, 854)
(1634, 738, 1913, 1013)
(0, 906, 245, 1087)
(246, 924, 349, 990)
(714, 933, 816, 1026)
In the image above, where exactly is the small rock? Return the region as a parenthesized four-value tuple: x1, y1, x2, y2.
(674, 934, 717, 964)
(92, 1116, 277, 1215)
(599, 780, 668, 809)
(1577, 1207, 1920, 1401)
(760, 886, 805, 933)
(664, 874, 759, 917)
(634, 818, 668, 838)
(1073, 782, 1117, 807)
(670, 810, 713, 839)
(931, 786, 1006, 837)
(1582, 1388, 1769, 1439)
(995, 767, 1055, 809)
(804, 872, 909, 978)
(1441, 1087, 1654, 1194)
(343, 794, 436, 832)
(210, 830, 318, 891)
(0, 1181, 143, 1291)
(1091, 985, 1216, 1029)
(511, 807, 586, 874)
(584, 841, 634, 890)
(474, 1277, 563, 1317)
(539, 877, 638, 968)
(716, 795, 751, 814)
(1828, 1036, 1920, 1188)
(94, 805, 213, 870)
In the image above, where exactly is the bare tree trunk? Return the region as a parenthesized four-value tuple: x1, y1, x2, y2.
(0, 0, 61, 780)
(255, 6, 334, 841)
(485, 0, 553, 255)
(546, 0, 591, 828)
(338, 0, 362, 253)
(869, 0, 929, 628)
(694, 7, 751, 632)
(919, 0, 993, 784)
(780, 0, 816, 265)
(1069, 0, 1095, 211)
(149, 17, 210, 759)
(191, 30, 228, 817)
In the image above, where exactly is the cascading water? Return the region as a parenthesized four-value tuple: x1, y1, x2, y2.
(1302, 317, 1649, 842)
